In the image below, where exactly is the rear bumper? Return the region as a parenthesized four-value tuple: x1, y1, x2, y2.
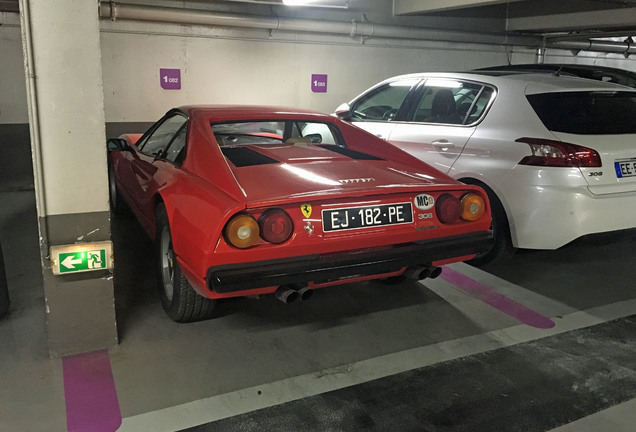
(206, 231, 493, 293)
(509, 183, 636, 249)
(487, 165, 636, 249)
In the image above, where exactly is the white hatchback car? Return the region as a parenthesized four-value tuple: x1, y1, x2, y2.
(336, 71, 636, 264)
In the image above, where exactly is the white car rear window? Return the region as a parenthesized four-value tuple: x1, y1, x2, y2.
(527, 91, 636, 135)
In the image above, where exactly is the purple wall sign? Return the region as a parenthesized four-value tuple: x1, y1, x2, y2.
(160, 68, 181, 90)
(311, 74, 328, 93)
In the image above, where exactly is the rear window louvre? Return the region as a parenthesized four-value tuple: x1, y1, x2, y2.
(221, 147, 278, 167)
(318, 144, 384, 160)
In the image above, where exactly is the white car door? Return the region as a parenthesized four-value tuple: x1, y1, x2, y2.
(388, 123, 475, 174)
(344, 77, 421, 141)
(352, 120, 398, 142)
(385, 79, 495, 174)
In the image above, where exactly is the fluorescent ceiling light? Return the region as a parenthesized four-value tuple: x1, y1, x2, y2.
(282, 0, 348, 8)
(283, 0, 320, 4)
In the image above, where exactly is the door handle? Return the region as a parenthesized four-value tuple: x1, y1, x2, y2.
(432, 140, 455, 151)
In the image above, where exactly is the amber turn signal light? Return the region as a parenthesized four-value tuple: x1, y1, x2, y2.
(224, 213, 260, 248)
(460, 193, 485, 221)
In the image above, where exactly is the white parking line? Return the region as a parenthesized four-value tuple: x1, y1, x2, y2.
(443, 262, 579, 318)
(117, 297, 636, 432)
(547, 398, 636, 432)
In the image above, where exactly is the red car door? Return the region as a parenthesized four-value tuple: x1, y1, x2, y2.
(122, 114, 188, 228)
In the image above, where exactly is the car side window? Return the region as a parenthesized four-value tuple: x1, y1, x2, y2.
(138, 114, 187, 158)
(465, 86, 495, 124)
(297, 122, 338, 144)
(350, 79, 419, 122)
(164, 124, 187, 165)
(411, 80, 489, 125)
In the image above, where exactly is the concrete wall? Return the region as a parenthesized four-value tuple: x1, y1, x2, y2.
(0, 12, 32, 192)
(98, 18, 510, 123)
(4, 4, 636, 192)
(1, 9, 485, 190)
(1, 6, 514, 191)
(0, 13, 27, 124)
(22, 0, 116, 357)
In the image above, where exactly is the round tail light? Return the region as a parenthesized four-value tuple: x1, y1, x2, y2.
(460, 193, 486, 221)
(224, 213, 260, 248)
(259, 209, 293, 244)
(435, 193, 461, 224)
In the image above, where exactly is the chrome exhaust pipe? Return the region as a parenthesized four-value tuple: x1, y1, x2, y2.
(428, 266, 443, 279)
(274, 286, 299, 304)
(296, 286, 313, 301)
(404, 266, 443, 281)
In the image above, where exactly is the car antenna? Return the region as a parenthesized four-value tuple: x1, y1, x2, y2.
(553, 64, 564, 77)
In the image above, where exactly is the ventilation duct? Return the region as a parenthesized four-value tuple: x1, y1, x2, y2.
(546, 39, 636, 56)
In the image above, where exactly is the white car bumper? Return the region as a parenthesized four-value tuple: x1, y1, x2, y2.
(500, 168, 636, 250)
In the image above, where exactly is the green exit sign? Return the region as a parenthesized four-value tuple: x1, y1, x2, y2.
(51, 241, 113, 275)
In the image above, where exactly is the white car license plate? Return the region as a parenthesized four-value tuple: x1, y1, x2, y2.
(615, 158, 636, 178)
(322, 202, 413, 232)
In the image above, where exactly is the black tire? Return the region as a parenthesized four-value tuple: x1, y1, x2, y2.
(466, 184, 516, 266)
(155, 205, 216, 322)
(0, 240, 10, 319)
(108, 164, 128, 216)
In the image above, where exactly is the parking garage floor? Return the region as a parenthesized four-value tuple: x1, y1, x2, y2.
(1, 190, 635, 432)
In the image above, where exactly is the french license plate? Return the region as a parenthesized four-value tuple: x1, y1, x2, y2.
(322, 202, 413, 232)
(615, 158, 636, 178)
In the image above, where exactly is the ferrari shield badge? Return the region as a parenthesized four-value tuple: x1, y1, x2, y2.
(301, 203, 312, 218)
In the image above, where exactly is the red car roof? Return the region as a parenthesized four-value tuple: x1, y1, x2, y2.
(179, 105, 330, 122)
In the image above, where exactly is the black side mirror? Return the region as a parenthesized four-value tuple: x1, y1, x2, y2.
(107, 138, 131, 152)
(334, 103, 352, 121)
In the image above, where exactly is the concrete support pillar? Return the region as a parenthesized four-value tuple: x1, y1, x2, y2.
(19, 0, 117, 357)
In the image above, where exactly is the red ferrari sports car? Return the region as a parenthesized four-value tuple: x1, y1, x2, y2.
(107, 105, 493, 322)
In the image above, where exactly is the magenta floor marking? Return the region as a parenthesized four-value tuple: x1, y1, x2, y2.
(440, 267, 555, 329)
(63, 349, 122, 432)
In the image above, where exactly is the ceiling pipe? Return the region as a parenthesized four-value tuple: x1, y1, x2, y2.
(97, 2, 636, 55)
(98, 1, 540, 47)
(546, 39, 636, 56)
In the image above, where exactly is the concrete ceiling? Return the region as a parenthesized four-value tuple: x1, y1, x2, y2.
(190, 0, 636, 40)
(3, 0, 636, 45)
(394, 0, 636, 38)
